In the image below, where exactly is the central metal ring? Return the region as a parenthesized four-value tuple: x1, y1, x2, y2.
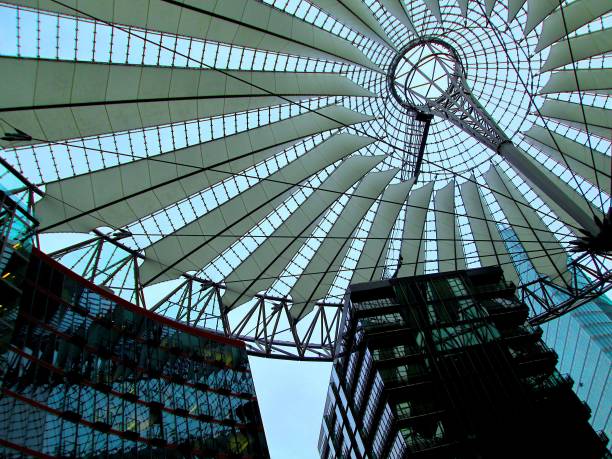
(388, 38, 463, 111)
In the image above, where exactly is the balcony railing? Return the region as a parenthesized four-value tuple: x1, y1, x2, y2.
(525, 373, 573, 392)
(471, 280, 515, 296)
(402, 430, 451, 454)
(396, 408, 445, 423)
(353, 298, 399, 312)
(502, 324, 543, 342)
(515, 342, 557, 361)
(372, 346, 421, 362)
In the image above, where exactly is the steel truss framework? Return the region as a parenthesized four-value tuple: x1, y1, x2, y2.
(48, 232, 344, 360)
(523, 251, 612, 325)
(48, 232, 611, 360)
(389, 38, 507, 151)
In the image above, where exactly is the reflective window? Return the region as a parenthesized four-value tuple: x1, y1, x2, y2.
(361, 312, 404, 329)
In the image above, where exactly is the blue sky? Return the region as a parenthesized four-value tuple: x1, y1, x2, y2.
(249, 358, 332, 458)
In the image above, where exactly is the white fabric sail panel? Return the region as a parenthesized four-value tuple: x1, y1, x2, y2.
(440, 0, 497, 18)
(539, 69, 612, 95)
(483, 165, 570, 285)
(536, 0, 612, 53)
(456, 0, 468, 17)
(139, 140, 382, 286)
(219, 153, 384, 309)
(523, 125, 611, 195)
(540, 28, 612, 73)
(524, 0, 558, 36)
(0, 58, 373, 146)
(35, 105, 373, 233)
(0, 59, 374, 110)
(378, 0, 417, 32)
(351, 179, 415, 284)
(288, 168, 398, 320)
(459, 178, 519, 285)
(0, 94, 307, 149)
(308, 0, 396, 48)
(434, 181, 466, 273)
(398, 182, 434, 277)
(539, 99, 612, 139)
(422, 0, 442, 22)
(194, 0, 381, 71)
(507, 0, 527, 23)
(2, 0, 380, 71)
(484, 0, 498, 17)
(499, 142, 601, 235)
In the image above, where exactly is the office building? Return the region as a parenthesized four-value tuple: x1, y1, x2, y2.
(319, 267, 609, 458)
(0, 182, 269, 458)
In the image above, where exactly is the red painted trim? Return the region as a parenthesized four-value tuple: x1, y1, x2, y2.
(22, 280, 250, 374)
(15, 312, 254, 397)
(0, 438, 55, 459)
(32, 248, 244, 348)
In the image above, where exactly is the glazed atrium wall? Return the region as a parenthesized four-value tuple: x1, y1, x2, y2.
(319, 267, 609, 459)
(0, 186, 269, 458)
(500, 225, 612, 438)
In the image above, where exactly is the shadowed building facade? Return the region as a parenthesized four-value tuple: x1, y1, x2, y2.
(319, 267, 609, 458)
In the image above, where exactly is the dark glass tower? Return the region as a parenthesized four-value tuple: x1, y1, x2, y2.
(0, 247, 270, 458)
(319, 267, 609, 458)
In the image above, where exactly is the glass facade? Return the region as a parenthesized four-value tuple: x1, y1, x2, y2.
(319, 267, 609, 458)
(0, 165, 38, 360)
(500, 225, 612, 441)
(0, 249, 269, 458)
